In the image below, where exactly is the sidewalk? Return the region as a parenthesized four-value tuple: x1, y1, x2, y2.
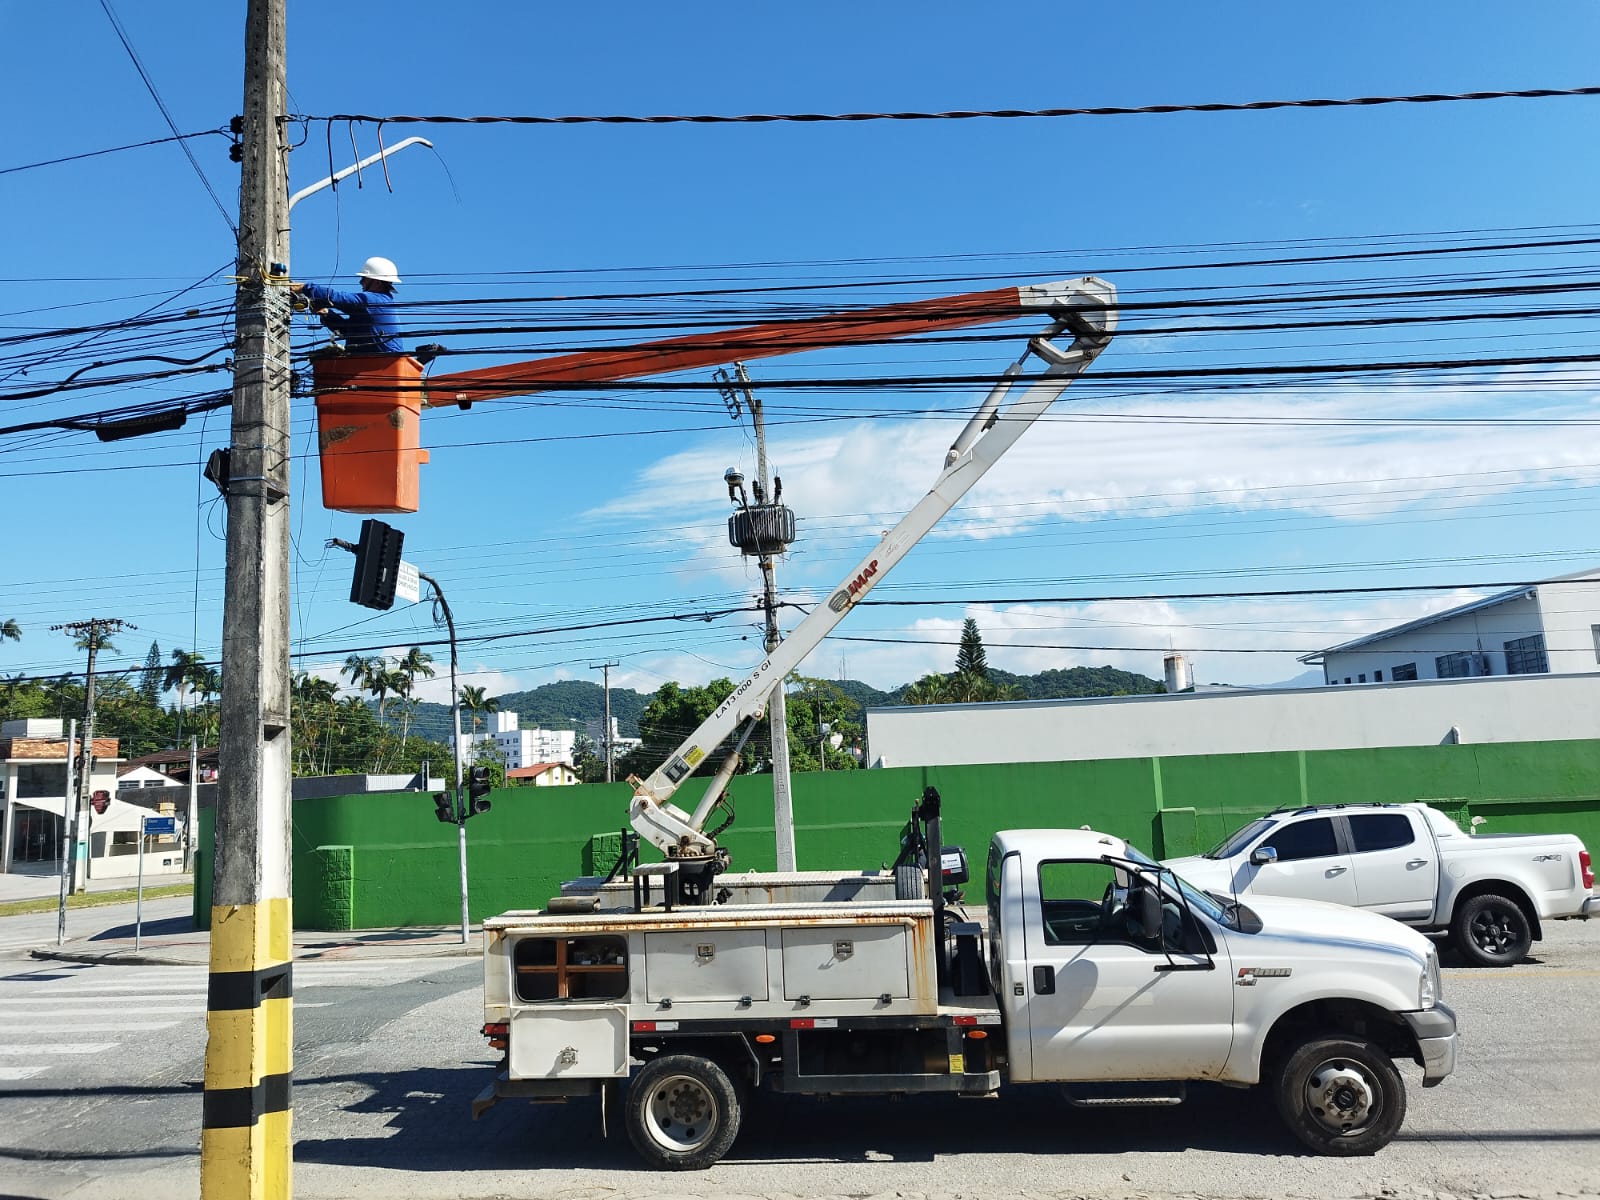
(4, 869, 482, 966)
(0, 865, 188, 903)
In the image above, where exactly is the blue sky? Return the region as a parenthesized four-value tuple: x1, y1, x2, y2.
(5, 3, 1600, 705)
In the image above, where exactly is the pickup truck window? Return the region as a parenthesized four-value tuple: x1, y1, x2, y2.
(1204, 817, 1275, 860)
(1038, 861, 1122, 945)
(1349, 812, 1415, 852)
(1260, 816, 1338, 862)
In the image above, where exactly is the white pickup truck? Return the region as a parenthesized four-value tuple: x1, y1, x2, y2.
(476, 793, 1455, 1168)
(1164, 802, 1594, 967)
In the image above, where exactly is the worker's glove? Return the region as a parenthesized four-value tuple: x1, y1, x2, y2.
(290, 293, 309, 312)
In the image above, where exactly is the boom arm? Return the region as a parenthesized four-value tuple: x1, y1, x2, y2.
(628, 276, 1118, 861)
(423, 281, 1095, 406)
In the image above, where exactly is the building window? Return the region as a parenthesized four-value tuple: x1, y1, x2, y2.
(1358, 673, 1367, 683)
(1593, 624, 1600, 665)
(1343, 677, 1352, 685)
(1392, 662, 1418, 681)
(1374, 670, 1384, 682)
(1503, 634, 1549, 675)
(1436, 652, 1486, 679)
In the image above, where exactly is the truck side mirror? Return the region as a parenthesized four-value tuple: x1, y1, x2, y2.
(1250, 845, 1279, 867)
(1133, 884, 1162, 943)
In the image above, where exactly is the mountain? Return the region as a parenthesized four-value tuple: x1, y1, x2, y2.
(400, 680, 650, 745)
(396, 666, 1164, 745)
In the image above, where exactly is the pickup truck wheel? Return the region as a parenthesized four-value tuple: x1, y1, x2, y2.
(1276, 1036, 1405, 1156)
(625, 1054, 741, 1170)
(1452, 893, 1532, 967)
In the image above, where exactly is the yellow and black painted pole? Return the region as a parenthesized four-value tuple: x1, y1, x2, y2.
(203, 0, 293, 1195)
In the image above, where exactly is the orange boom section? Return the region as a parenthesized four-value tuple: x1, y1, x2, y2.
(419, 284, 1027, 408)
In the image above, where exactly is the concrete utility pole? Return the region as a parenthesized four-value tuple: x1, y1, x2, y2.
(717, 363, 796, 870)
(592, 661, 618, 782)
(202, 1, 293, 1196)
(52, 617, 133, 893)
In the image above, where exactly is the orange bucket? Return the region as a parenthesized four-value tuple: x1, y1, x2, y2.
(311, 354, 430, 513)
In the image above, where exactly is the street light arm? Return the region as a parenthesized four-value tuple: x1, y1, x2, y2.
(287, 136, 434, 211)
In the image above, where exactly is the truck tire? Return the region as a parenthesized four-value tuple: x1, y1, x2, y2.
(625, 1054, 742, 1170)
(894, 864, 926, 900)
(1275, 1036, 1405, 1156)
(1451, 892, 1532, 967)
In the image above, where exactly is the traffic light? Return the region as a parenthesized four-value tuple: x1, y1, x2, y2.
(466, 766, 492, 817)
(349, 519, 405, 610)
(432, 791, 457, 824)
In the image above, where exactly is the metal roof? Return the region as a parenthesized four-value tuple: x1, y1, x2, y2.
(1298, 566, 1600, 663)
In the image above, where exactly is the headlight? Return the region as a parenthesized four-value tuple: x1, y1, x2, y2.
(1419, 949, 1441, 1010)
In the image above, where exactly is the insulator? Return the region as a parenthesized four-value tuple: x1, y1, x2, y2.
(728, 504, 796, 555)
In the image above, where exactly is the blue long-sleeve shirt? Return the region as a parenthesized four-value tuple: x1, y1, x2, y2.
(300, 283, 402, 354)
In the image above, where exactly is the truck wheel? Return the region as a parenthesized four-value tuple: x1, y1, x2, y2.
(1452, 893, 1532, 967)
(1275, 1036, 1405, 1156)
(625, 1054, 742, 1170)
(894, 864, 926, 900)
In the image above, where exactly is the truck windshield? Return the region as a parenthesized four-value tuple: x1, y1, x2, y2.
(1203, 817, 1275, 860)
(1122, 845, 1232, 927)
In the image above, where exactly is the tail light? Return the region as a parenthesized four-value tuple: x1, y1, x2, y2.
(1581, 849, 1593, 891)
(482, 1022, 509, 1052)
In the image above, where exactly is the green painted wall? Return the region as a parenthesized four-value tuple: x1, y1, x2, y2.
(192, 738, 1600, 930)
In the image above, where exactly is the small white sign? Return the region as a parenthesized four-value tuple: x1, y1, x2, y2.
(395, 561, 421, 604)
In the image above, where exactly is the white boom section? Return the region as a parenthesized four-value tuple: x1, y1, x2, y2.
(628, 276, 1118, 860)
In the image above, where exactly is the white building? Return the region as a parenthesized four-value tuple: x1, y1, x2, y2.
(1, 719, 182, 879)
(864, 672, 1600, 769)
(460, 711, 576, 770)
(1302, 568, 1600, 686)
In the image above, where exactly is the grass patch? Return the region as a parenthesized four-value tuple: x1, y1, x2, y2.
(0, 883, 192, 919)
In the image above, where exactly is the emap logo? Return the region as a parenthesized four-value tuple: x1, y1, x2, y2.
(827, 559, 880, 612)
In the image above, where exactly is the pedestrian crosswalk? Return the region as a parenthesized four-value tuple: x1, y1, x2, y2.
(0, 957, 465, 1083)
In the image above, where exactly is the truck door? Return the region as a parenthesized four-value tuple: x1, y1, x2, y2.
(1017, 857, 1234, 1083)
(1343, 811, 1436, 920)
(1244, 815, 1358, 906)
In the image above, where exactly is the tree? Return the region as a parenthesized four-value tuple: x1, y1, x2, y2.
(956, 618, 989, 679)
(164, 649, 208, 741)
(460, 684, 498, 735)
(614, 679, 737, 781)
(783, 675, 861, 772)
(0, 619, 20, 643)
(395, 647, 435, 748)
(138, 640, 163, 706)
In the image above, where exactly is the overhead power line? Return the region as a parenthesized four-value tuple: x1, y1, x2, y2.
(0, 129, 229, 178)
(313, 85, 1600, 130)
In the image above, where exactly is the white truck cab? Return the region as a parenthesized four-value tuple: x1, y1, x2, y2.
(1165, 802, 1594, 966)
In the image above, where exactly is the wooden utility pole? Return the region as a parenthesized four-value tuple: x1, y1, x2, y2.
(202, 1, 293, 1195)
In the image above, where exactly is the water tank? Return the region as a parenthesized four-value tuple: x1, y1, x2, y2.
(1163, 653, 1193, 694)
(728, 505, 796, 555)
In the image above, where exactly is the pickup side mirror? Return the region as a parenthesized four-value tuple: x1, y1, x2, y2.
(1250, 845, 1279, 867)
(1130, 884, 1163, 944)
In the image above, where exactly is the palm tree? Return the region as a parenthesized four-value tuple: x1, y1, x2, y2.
(164, 649, 208, 740)
(394, 647, 435, 747)
(1, 619, 20, 643)
(459, 684, 498, 735)
(902, 673, 953, 706)
(341, 653, 377, 695)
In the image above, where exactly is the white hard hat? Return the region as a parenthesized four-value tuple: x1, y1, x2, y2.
(356, 256, 401, 285)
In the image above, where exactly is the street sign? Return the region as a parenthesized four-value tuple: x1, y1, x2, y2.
(396, 560, 421, 604)
(142, 816, 177, 836)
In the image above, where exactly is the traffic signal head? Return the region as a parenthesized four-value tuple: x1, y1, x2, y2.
(349, 519, 405, 610)
(467, 766, 492, 817)
(432, 791, 457, 824)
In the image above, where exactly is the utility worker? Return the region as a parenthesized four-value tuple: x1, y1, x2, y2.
(290, 256, 403, 354)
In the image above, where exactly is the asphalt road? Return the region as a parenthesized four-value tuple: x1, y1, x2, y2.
(0, 905, 1595, 1200)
